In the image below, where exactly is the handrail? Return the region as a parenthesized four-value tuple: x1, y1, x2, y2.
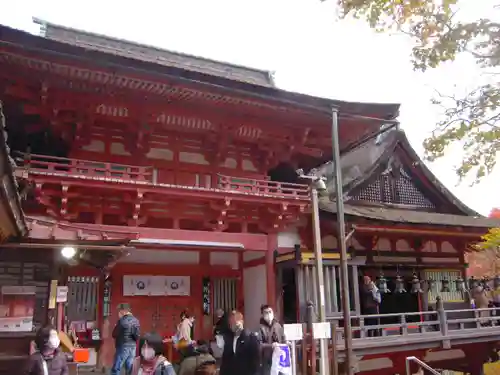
(406, 356, 441, 375)
(16, 152, 310, 200)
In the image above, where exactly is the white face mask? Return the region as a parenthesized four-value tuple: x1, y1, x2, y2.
(48, 336, 60, 349)
(263, 312, 274, 323)
(141, 347, 155, 360)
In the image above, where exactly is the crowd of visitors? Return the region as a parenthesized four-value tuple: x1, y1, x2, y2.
(23, 303, 285, 375)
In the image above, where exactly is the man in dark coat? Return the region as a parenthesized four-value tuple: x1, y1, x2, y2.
(219, 311, 260, 375)
(111, 303, 141, 375)
(360, 276, 381, 337)
(213, 309, 230, 337)
(258, 305, 285, 375)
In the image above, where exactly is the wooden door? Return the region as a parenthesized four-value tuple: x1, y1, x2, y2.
(128, 297, 196, 338)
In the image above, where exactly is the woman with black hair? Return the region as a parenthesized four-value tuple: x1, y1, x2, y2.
(178, 340, 216, 375)
(131, 332, 176, 375)
(24, 325, 69, 375)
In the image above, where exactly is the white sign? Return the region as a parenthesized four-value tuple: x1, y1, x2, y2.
(165, 276, 190, 296)
(312, 322, 331, 339)
(283, 323, 303, 341)
(123, 275, 191, 296)
(56, 286, 68, 303)
(1, 286, 36, 295)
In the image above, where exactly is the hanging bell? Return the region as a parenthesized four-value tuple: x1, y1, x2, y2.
(455, 276, 466, 292)
(411, 273, 423, 294)
(494, 275, 500, 289)
(441, 278, 450, 292)
(395, 275, 406, 293)
(377, 273, 390, 294)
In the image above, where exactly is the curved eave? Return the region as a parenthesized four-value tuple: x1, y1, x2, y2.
(0, 102, 27, 240)
(0, 23, 399, 120)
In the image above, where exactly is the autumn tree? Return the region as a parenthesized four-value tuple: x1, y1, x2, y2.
(334, 0, 500, 183)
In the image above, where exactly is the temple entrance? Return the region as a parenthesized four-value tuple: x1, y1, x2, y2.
(281, 267, 297, 323)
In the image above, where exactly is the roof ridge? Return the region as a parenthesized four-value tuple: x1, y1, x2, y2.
(32, 17, 275, 79)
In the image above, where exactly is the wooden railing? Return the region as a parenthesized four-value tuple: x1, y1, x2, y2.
(15, 153, 310, 200)
(327, 307, 500, 342)
(295, 302, 500, 374)
(17, 153, 154, 182)
(217, 174, 310, 199)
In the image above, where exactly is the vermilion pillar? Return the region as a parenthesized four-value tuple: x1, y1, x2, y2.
(266, 234, 277, 308)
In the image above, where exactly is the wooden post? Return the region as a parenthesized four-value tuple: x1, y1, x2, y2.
(436, 297, 448, 336)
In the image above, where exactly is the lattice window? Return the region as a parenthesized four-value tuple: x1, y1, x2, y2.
(351, 178, 382, 202)
(394, 168, 435, 208)
(351, 167, 436, 209)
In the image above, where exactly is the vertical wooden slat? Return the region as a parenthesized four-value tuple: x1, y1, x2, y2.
(331, 266, 338, 313)
(352, 265, 361, 314)
(324, 266, 332, 315)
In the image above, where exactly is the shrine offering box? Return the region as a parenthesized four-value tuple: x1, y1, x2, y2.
(0, 286, 35, 332)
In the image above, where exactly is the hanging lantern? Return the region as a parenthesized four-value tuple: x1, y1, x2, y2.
(494, 275, 500, 289)
(455, 276, 466, 293)
(468, 276, 479, 290)
(411, 273, 423, 294)
(441, 278, 450, 292)
(395, 275, 406, 293)
(377, 273, 390, 294)
(482, 277, 491, 291)
(424, 278, 435, 292)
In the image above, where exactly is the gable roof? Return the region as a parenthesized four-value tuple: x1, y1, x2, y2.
(33, 18, 276, 88)
(314, 128, 500, 229)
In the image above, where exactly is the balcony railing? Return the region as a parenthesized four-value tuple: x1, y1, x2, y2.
(295, 307, 500, 373)
(15, 153, 310, 200)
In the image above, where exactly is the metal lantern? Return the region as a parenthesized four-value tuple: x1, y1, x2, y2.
(468, 276, 479, 290)
(411, 273, 423, 294)
(441, 278, 450, 292)
(377, 273, 390, 294)
(424, 278, 435, 292)
(482, 277, 491, 291)
(455, 276, 467, 293)
(395, 275, 406, 293)
(494, 275, 500, 289)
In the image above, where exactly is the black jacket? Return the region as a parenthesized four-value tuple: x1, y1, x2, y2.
(24, 349, 69, 375)
(213, 314, 230, 336)
(219, 329, 260, 375)
(112, 314, 140, 348)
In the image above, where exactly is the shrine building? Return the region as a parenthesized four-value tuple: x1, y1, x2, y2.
(1, 18, 500, 375)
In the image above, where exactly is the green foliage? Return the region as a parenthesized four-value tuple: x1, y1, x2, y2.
(334, 0, 500, 182)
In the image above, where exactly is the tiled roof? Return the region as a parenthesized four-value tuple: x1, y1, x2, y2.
(34, 18, 276, 88)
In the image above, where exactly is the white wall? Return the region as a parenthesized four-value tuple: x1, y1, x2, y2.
(243, 264, 267, 332)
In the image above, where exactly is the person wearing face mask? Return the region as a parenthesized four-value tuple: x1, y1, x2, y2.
(111, 303, 141, 375)
(219, 311, 260, 375)
(131, 333, 176, 375)
(24, 325, 69, 375)
(258, 305, 285, 375)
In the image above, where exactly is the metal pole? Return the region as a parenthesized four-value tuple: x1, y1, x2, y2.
(290, 341, 297, 375)
(311, 187, 330, 375)
(331, 107, 355, 375)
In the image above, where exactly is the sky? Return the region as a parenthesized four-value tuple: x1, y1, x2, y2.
(1, 0, 498, 215)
